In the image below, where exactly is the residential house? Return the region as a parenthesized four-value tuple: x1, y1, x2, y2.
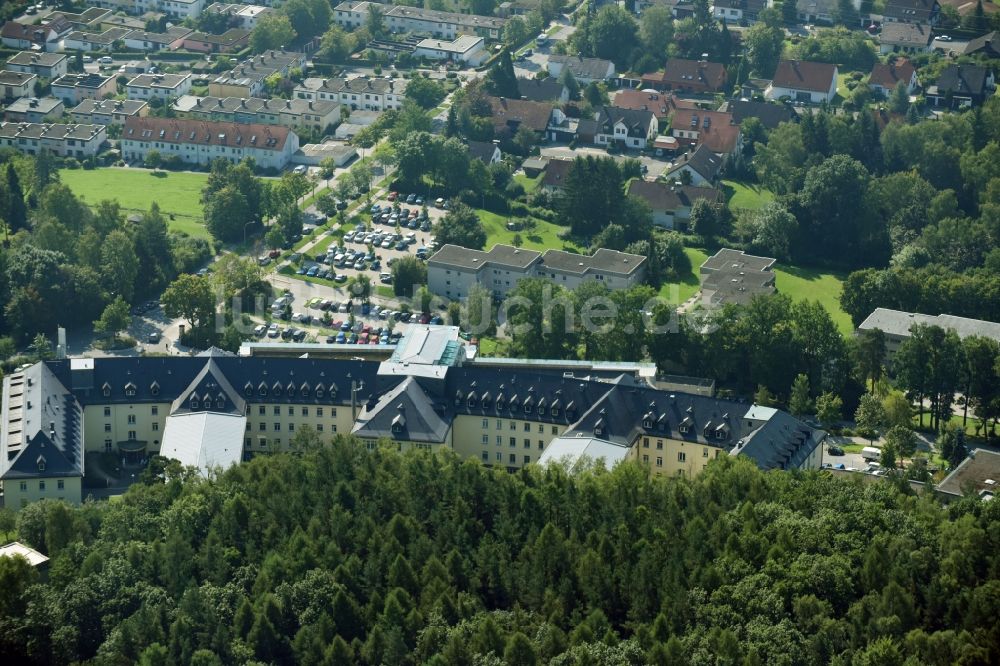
(414, 35, 488, 66)
(333, 2, 506, 39)
(179, 28, 250, 53)
(627, 180, 723, 229)
(540, 157, 573, 194)
(725, 99, 797, 129)
(127, 73, 192, 102)
(1, 20, 65, 51)
(879, 22, 933, 54)
(669, 109, 741, 155)
(294, 76, 408, 111)
(613, 89, 695, 124)
(963, 31, 1000, 58)
(796, 0, 859, 23)
(5, 51, 68, 79)
(99, 14, 148, 32)
(122, 116, 299, 169)
(857, 308, 1000, 364)
(765, 60, 838, 104)
(51, 73, 116, 105)
(0, 542, 50, 571)
(54, 7, 112, 31)
(594, 106, 658, 149)
(209, 50, 307, 98)
(173, 95, 340, 131)
(882, 0, 940, 23)
(652, 57, 729, 94)
(203, 3, 276, 29)
(517, 77, 569, 103)
(4, 96, 64, 123)
(61, 27, 131, 52)
(467, 140, 501, 164)
(488, 95, 554, 139)
(123, 27, 192, 51)
(665, 144, 724, 186)
(925, 64, 995, 107)
(0, 121, 107, 158)
(547, 55, 615, 84)
(428, 243, 647, 300)
(936, 449, 1000, 501)
(868, 58, 919, 96)
(699, 248, 776, 306)
(71, 98, 149, 125)
(710, 0, 767, 22)
(0, 70, 37, 101)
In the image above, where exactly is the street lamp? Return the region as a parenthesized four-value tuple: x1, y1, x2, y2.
(243, 220, 255, 246)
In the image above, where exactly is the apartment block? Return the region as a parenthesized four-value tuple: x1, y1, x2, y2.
(0, 122, 107, 158)
(333, 1, 506, 39)
(5, 51, 68, 80)
(126, 73, 192, 101)
(51, 73, 117, 105)
(4, 96, 65, 123)
(209, 50, 307, 98)
(173, 94, 340, 131)
(71, 98, 149, 125)
(294, 76, 407, 111)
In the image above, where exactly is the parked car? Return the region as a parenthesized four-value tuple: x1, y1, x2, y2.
(147, 331, 161, 343)
(253, 325, 266, 337)
(828, 445, 845, 456)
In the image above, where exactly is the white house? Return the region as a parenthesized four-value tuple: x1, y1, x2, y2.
(126, 73, 192, 102)
(413, 35, 487, 66)
(764, 60, 838, 104)
(594, 106, 658, 149)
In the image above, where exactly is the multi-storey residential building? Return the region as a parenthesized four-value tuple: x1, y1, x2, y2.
(0, 70, 37, 101)
(594, 106, 658, 149)
(51, 73, 117, 105)
(126, 73, 192, 101)
(334, 1, 506, 39)
(427, 244, 647, 300)
(5, 51, 68, 80)
(173, 94, 340, 131)
(71, 98, 149, 125)
(699, 248, 776, 307)
(4, 96, 65, 123)
(122, 116, 299, 169)
(0, 122, 107, 157)
(294, 76, 408, 111)
(857, 308, 1000, 364)
(0, 334, 824, 507)
(209, 50, 307, 98)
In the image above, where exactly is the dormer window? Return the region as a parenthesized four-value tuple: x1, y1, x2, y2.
(102, 383, 111, 398)
(316, 387, 325, 398)
(301, 383, 310, 397)
(216, 394, 225, 410)
(245, 383, 253, 397)
(259, 382, 268, 397)
(594, 418, 604, 437)
(125, 382, 136, 397)
(524, 403, 532, 415)
(455, 391, 463, 407)
(551, 407, 559, 417)
(467, 392, 477, 408)
(272, 382, 283, 395)
(496, 397, 505, 411)
(150, 381, 160, 396)
(190, 397, 199, 409)
(287, 383, 296, 397)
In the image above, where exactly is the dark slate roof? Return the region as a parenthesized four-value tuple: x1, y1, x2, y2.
(934, 64, 991, 96)
(548, 55, 614, 80)
(770, 60, 837, 94)
(352, 376, 451, 442)
(467, 140, 499, 162)
(963, 31, 1000, 57)
(516, 76, 566, 102)
(46, 356, 380, 408)
(169, 357, 247, 416)
(627, 180, 723, 212)
(882, 0, 939, 22)
(1, 363, 83, 480)
(596, 106, 655, 139)
(727, 99, 796, 129)
(669, 144, 723, 181)
(730, 409, 825, 470)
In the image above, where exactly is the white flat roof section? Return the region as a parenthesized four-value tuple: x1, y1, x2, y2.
(160, 412, 246, 476)
(538, 436, 631, 471)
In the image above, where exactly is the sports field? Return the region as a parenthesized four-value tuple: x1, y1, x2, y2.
(59, 168, 210, 238)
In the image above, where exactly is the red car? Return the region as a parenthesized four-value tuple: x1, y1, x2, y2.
(387, 191, 398, 201)
(268, 249, 281, 258)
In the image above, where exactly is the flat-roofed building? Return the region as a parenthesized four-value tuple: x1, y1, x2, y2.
(123, 26, 192, 51)
(173, 94, 339, 131)
(294, 75, 408, 111)
(0, 70, 37, 101)
(126, 72, 192, 101)
(334, 1, 506, 38)
(61, 27, 130, 52)
(51, 73, 116, 105)
(4, 96, 64, 123)
(857, 308, 1000, 363)
(0, 121, 106, 157)
(71, 98, 149, 125)
(414, 35, 488, 66)
(122, 116, 299, 169)
(5, 51, 68, 79)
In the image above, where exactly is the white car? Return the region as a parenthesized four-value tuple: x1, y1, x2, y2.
(253, 324, 266, 337)
(98, 56, 113, 65)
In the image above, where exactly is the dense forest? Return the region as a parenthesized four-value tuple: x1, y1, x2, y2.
(1, 434, 998, 665)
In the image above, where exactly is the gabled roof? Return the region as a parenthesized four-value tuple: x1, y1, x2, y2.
(627, 180, 723, 212)
(487, 95, 553, 132)
(548, 55, 614, 80)
(170, 358, 246, 416)
(612, 89, 693, 120)
(516, 76, 566, 102)
(670, 109, 740, 153)
(726, 100, 796, 129)
(883, 0, 939, 22)
(880, 22, 933, 47)
(667, 144, 723, 181)
(595, 106, 655, 138)
(540, 157, 573, 189)
(869, 59, 917, 89)
(352, 376, 452, 443)
(661, 58, 728, 91)
(937, 449, 1000, 497)
(934, 64, 992, 96)
(963, 31, 1000, 57)
(1, 21, 55, 43)
(467, 139, 499, 162)
(123, 116, 293, 151)
(770, 60, 837, 93)
(730, 409, 825, 471)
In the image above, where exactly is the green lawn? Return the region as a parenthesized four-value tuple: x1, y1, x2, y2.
(722, 180, 774, 211)
(478, 208, 581, 253)
(658, 247, 709, 305)
(513, 173, 542, 195)
(60, 168, 210, 239)
(773, 263, 852, 335)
